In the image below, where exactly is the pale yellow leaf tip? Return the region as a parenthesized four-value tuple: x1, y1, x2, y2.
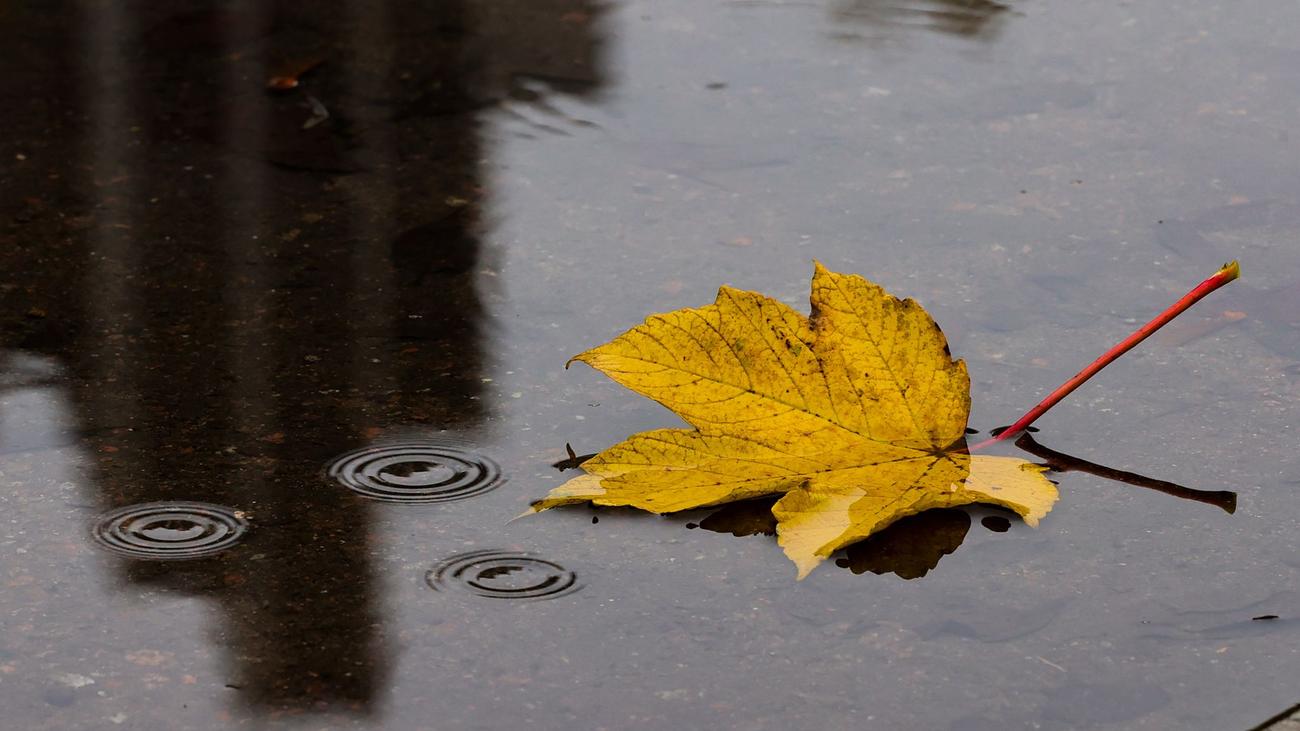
(1218, 260, 1240, 281)
(793, 556, 820, 581)
(530, 473, 608, 514)
(510, 505, 543, 522)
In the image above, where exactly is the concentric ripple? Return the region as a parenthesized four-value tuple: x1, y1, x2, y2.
(425, 550, 581, 601)
(91, 502, 248, 560)
(326, 442, 504, 504)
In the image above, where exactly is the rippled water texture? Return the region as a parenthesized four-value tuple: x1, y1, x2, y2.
(326, 442, 505, 503)
(91, 502, 249, 560)
(426, 550, 581, 601)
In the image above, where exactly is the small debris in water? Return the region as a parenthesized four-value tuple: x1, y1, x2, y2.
(301, 95, 330, 129)
(552, 443, 596, 471)
(51, 673, 95, 688)
(266, 56, 325, 91)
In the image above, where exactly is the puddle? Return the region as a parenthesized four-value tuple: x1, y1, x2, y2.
(90, 502, 249, 560)
(2, 0, 1299, 728)
(326, 441, 505, 504)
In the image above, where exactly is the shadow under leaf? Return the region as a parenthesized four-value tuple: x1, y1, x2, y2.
(690, 499, 973, 579)
(835, 508, 971, 579)
(690, 498, 778, 537)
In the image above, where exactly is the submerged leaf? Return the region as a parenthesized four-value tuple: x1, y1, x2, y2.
(534, 263, 1057, 577)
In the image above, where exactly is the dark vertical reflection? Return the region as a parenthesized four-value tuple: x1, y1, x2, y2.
(1, 0, 604, 719)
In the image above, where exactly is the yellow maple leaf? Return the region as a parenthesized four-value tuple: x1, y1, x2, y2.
(533, 263, 1058, 578)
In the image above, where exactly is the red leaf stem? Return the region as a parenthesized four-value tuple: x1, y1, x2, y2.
(970, 261, 1240, 452)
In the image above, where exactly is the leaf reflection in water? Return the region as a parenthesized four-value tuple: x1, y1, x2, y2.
(685, 435, 1238, 581)
(835, 508, 970, 579)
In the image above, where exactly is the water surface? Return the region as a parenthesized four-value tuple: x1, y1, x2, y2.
(3, 1, 1299, 729)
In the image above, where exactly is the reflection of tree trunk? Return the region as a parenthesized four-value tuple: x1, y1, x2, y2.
(1014, 433, 1237, 514)
(0, 0, 605, 717)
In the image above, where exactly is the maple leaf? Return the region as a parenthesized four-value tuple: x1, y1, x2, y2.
(532, 263, 1058, 578)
